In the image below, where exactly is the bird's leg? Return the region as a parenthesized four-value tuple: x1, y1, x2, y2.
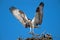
(30, 27, 31, 32)
(29, 20, 34, 35)
(31, 28, 34, 33)
(31, 22, 35, 34)
(26, 27, 31, 34)
(32, 26, 34, 33)
(30, 26, 34, 34)
(29, 27, 34, 35)
(29, 26, 34, 34)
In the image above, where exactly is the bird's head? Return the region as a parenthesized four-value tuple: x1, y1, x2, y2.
(9, 6, 17, 12)
(39, 2, 44, 10)
(9, 6, 19, 14)
(39, 2, 44, 7)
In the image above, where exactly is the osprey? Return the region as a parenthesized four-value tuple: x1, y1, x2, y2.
(9, 2, 44, 34)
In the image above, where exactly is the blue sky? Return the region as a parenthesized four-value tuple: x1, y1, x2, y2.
(0, 0, 60, 40)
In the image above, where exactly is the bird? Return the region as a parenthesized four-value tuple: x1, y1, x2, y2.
(9, 2, 44, 34)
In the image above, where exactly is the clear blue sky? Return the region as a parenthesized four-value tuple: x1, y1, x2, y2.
(0, 0, 60, 40)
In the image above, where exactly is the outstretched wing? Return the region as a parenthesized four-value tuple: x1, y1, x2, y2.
(9, 7, 29, 27)
(32, 2, 44, 27)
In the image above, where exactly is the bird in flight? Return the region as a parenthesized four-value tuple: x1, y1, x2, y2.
(9, 2, 44, 34)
